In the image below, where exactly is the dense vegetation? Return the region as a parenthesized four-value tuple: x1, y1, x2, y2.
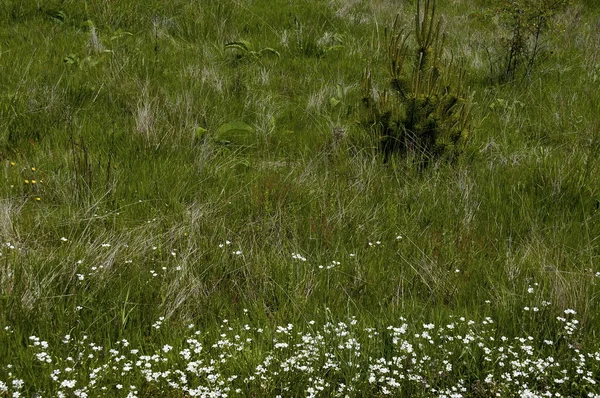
(1, 0, 599, 396)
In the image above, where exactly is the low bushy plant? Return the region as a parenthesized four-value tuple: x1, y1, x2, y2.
(360, 0, 472, 165)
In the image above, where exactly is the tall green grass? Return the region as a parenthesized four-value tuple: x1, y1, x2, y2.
(1, 0, 599, 395)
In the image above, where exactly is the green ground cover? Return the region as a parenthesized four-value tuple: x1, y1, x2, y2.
(1, 0, 599, 396)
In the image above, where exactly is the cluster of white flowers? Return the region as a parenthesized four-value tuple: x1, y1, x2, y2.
(1, 302, 598, 398)
(291, 252, 307, 261)
(218, 240, 232, 248)
(68, 240, 191, 284)
(2, 235, 599, 396)
(319, 260, 340, 270)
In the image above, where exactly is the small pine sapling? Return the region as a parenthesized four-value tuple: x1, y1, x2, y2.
(360, 0, 472, 166)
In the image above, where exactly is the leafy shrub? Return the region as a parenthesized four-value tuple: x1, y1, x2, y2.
(360, 0, 472, 165)
(495, 0, 570, 82)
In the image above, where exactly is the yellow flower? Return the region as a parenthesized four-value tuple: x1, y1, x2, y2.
(35, 197, 41, 201)
(10, 161, 16, 166)
(31, 167, 36, 171)
(31, 180, 37, 184)
(24, 180, 29, 184)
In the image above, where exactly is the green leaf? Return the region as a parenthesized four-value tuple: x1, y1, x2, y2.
(330, 97, 341, 107)
(327, 45, 345, 52)
(215, 121, 255, 145)
(63, 54, 79, 65)
(217, 121, 253, 135)
(195, 127, 209, 141)
(46, 10, 66, 24)
(336, 84, 343, 100)
(259, 47, 280, 58)
(111, 29, 133, 41)
(225, 40, 252, 52)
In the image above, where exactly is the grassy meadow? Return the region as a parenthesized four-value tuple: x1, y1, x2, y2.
(1, 0, 600, 396)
